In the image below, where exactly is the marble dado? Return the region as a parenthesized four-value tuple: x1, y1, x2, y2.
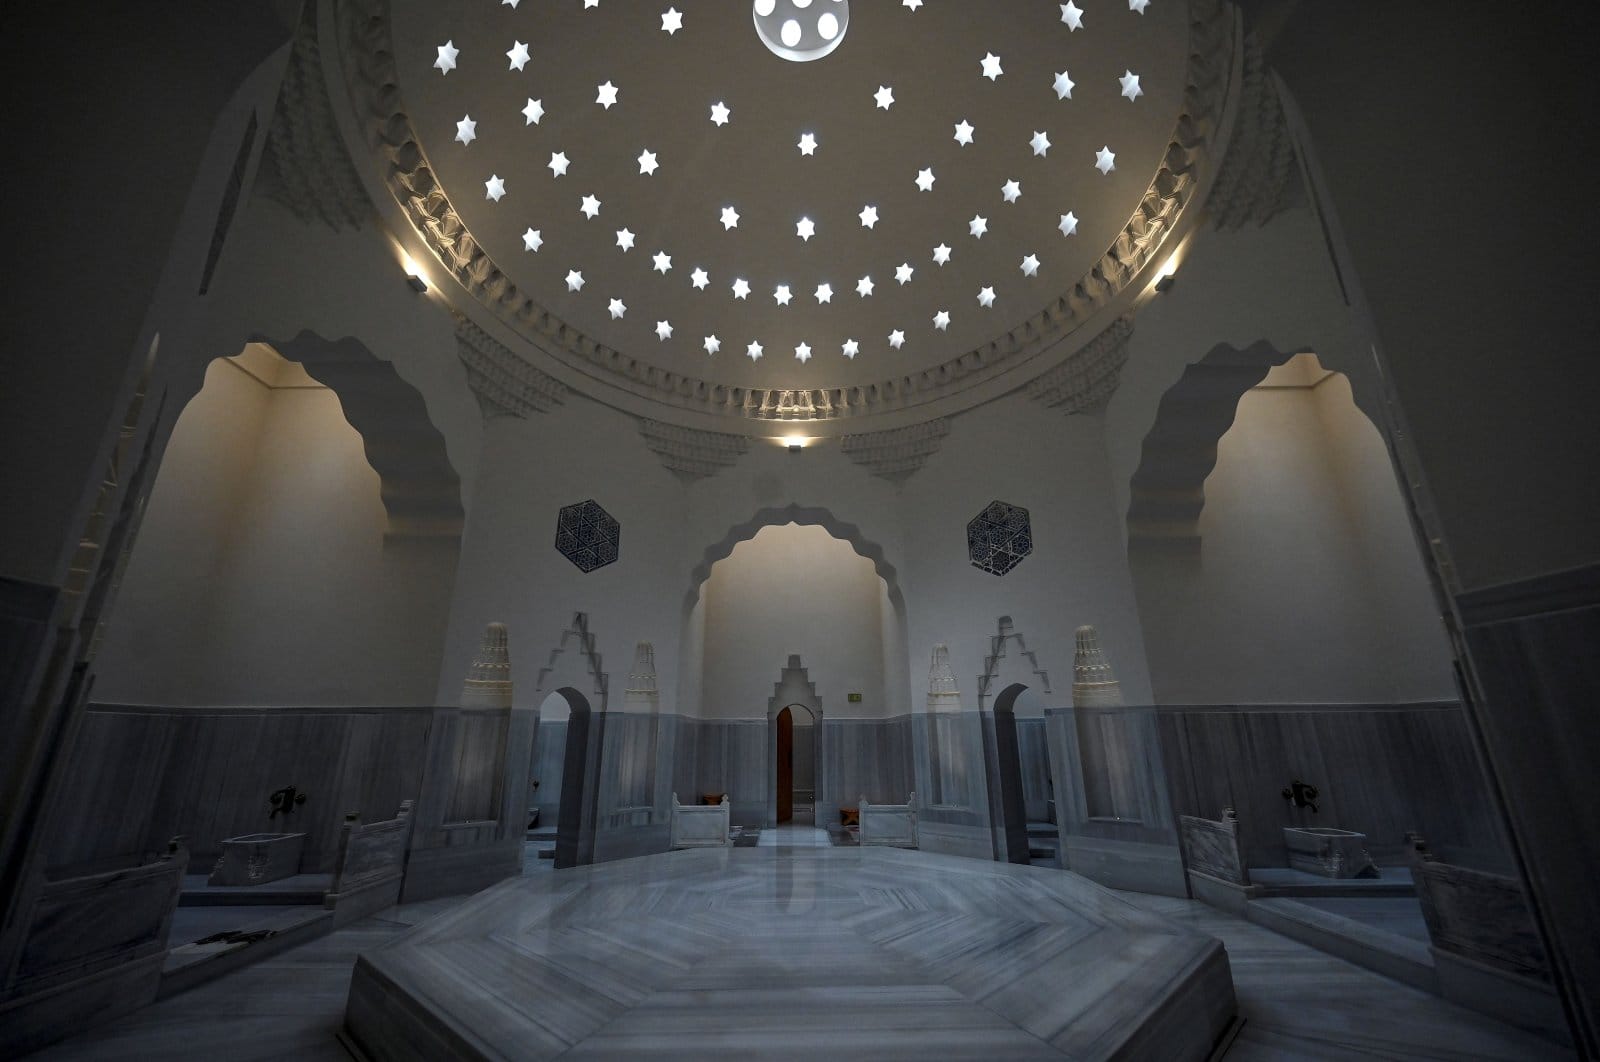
(48, 704, 431, 876)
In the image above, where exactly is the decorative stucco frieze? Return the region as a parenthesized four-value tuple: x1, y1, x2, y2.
(1026, 317, 1134, 415)
(455, 318, 566, 418)
(976, 616, 1053, 709)
(926, 645, 962, 713)
(839, 419, 951, 484)
(331, 0, 1238, 425)
(255, 0, 371, 230)
(637, 420, 750, 482)
(1207, 36, 1302, 230)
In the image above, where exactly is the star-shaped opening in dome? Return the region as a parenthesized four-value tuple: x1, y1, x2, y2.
(485, 174, 506, 201)
(704, 335, 721, 354)
(523, 98, 544, 125)
(773, 284, 792, 306)
(954, 120, 974, 146)
(652, 251, 672, 273)
(915, 167, 935, 192)
(1061, 2, 1084, 30)
(1054, 71, 1075, 100)
(977, 286, 996, 307)
(796, 217, 816, 241)
(1059, 211, 1079, 236)
(637, 149, 659, 175)
(798, 132, 818, 156)
(857, 276, 875, 297)
(596, 81, 619, 109)
(710, 101, 731, 126)
(1001, 179, 1021, 203)
(795, 342, 812, 363)
(566, 269, 585, 292)
(548, 151, 569, 177)
(1021, 253, 1041, 276)
(507, 41, 530, 71)
(1120, 71, 1143, 100)
(1095, 146, 1116, 173)
(1030, 131, 1052, 157)
(615, 227, 634, 250)
(969, 215, 988, 238)
(875, 85, 895, 110)
(888, 329, 906, 349)
(455, 115, 476, 146)
(661, 7, 683, 34)
(523, 228, 543, 252)
(895, 262, 914, 285)
(933, 243, 952, 265)
(580, 194, 601, 218)
(981, 53, 1003, 81)
(858, 204, 879, 229)
(435, 40, 459, 75)
(720, 206, 740, 230)
(814, 283, 833, 304)
(691, 267, 710, 289)
(656, 320, 673, 340)
(608, 297, 626, 319)
(933, 310, 951, 331)
(731, 278, 751, 299)
(746, 340, 763, 361)
(842, 339, 859, 358)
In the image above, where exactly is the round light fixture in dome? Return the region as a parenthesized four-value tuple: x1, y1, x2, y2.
(753, 0, 849, 62)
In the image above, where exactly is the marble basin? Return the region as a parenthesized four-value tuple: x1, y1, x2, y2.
(1283, 826, 1379, 879)
(208, 831, 306, 886)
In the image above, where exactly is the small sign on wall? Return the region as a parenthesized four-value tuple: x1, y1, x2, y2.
(847, 693, 863, 703)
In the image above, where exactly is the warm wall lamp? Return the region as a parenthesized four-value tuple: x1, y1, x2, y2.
(401, 253, 428, 293)
(1152, 252, 1180, 293)
(784, 434, 807, 453)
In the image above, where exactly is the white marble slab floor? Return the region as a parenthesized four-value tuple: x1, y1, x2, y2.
(757, 825, 830, 847)
(32, 861, 1571, 1061)
(1115, 891, 1570, 1060)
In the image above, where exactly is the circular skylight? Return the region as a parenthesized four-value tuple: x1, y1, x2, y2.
(386, 1, 1190, 396)
(754, 0, 850, 63)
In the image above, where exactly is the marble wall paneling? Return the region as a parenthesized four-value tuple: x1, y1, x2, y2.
(528, 721, 567, 829)
(819, 715, 915, 825)
(1156, 702, 1509, 868)
(691, 720, 767, 826)
(1014, 718, 1055, 823)
(48, 706, 431, 875)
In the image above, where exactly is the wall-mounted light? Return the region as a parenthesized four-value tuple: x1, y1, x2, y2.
(401, 253, 428, 293)
(1152, 252, 1180, 293)
(784, 434, 807, 453)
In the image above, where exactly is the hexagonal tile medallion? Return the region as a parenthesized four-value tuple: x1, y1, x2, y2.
(555, 499, 620, 573)
(967, 499, 1032, 576)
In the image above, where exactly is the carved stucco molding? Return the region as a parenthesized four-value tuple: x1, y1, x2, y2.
(330, 0, 1237, 424)
(255, 0, 372, 230)
(454, 318, 566, 419)
(839, 419, 952, 484)
(976, 616, 1053, 710)
(1207, 35, 1301, 230)
(637, 420, 750, 482)
(1026, 316, 1134, 415)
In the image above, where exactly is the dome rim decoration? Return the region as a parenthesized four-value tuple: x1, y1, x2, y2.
(326, 0, 1242, 434)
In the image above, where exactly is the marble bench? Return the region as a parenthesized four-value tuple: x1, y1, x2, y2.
(669, 793, 730, 848)
(859, 791, 917, 848)
(324, 801, 415, 927)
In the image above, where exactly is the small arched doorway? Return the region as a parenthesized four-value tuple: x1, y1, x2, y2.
(550, 687, 594, 869)
(989, 683, 1034, 865)
(775, 704, 818, 824)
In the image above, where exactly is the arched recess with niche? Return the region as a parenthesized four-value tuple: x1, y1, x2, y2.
(1126, 341, 1454, 706)
(93, 333, 464, 707)
(679, 505, 914, 829)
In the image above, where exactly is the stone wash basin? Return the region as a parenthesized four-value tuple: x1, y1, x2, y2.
(208, 832, 306, 886)
(1283, 826, 1379, 879)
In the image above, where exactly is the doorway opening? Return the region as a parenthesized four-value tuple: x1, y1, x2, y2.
(776, 704, 817, 825)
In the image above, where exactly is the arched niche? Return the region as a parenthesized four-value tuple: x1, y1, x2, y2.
(549, 686, 594, 870)
(93, 336, 465, 707)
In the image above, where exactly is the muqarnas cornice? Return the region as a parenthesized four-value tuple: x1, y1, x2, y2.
(637, 420, 750, 482)
(254, 0, 371, 230)
(455, 318, 566, 419)
(330, 0, 1238, 426)
(1026, 317, 1134, 416)
(1207, 35, 1303, 230)
(555, 499, 620, 574)
(840, 419, 951, 484)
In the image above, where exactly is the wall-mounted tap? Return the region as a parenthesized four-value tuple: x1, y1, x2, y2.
(268, 785, 307, 819)
(1281, 780, 1319, 813)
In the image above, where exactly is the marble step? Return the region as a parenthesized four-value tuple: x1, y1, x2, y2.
(1248, 865, 1416, 898)
(160, 906, 334, 998)
(1246, 896, 1436, 994)
(179, 872, 331, 906)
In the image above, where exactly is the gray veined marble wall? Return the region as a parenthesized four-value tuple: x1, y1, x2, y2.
(912, 710, 994, 860)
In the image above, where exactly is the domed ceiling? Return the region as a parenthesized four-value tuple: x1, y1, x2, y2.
(356, 0, 1216, 426)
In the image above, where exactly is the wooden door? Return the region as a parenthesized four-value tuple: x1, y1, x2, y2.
(776, 707, 793, 823)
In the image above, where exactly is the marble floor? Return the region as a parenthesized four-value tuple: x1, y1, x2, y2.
(756, 824, 830, 847)
(31, 857, 1570, 1062)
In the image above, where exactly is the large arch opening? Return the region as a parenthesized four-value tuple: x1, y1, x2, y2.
(48, 337, 466, 903)
(677, 510, 914, 834)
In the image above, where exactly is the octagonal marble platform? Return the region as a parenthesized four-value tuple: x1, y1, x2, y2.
(344, 847, 1234, 1060)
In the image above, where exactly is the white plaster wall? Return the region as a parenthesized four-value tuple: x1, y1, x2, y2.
(700, 524, 887, 719)
(1133, 374, 1454, 704)
(95, 356, 455, 706)
(898, 392, 1158, 716)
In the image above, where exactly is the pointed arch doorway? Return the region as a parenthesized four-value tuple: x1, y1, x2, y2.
(766, 655, 824, 829)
